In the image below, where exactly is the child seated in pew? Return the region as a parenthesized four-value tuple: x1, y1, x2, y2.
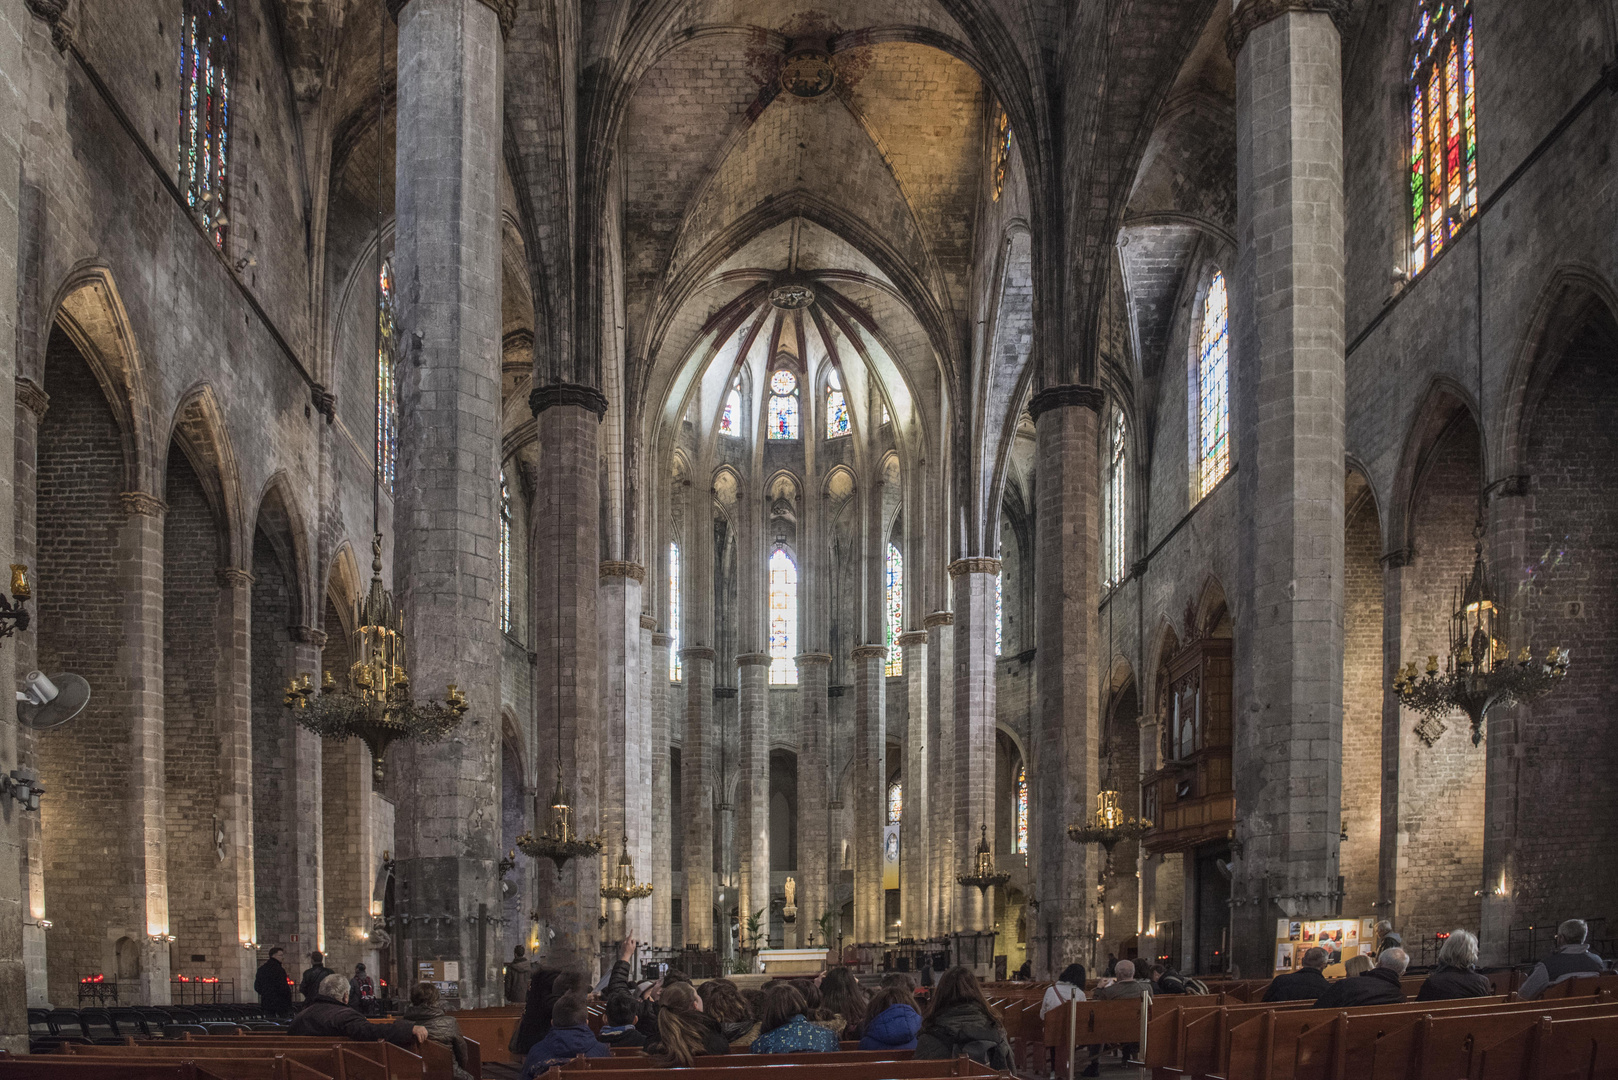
(520, 993, 608, 1080)
(646, 982, 731, 1064)
(750, 983, 841, 1054)
(858, 985, 923, 1052)
(696, 979, 755, 1045)
(402, 981, 475, 1080)
(599, 993, 648, 1049)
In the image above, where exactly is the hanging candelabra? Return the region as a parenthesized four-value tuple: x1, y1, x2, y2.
(1067, 789, 1153, 852)
(283, 536, 468, 781)
(1393, 522, 1569, 747)
(956, 823, 1011, 898)
(598, 835, 654, 904)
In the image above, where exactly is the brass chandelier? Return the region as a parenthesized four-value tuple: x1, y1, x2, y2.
(283, 535, 469, 781)
(598, 835, 653, 904)
(956, 823, 1011, 897)
(1067, 789, 1152, 852)
(1393, 523, 1569, 747)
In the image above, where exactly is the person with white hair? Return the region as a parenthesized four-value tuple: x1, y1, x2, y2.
(1416, 929, 1493, 1000)
(1263, 946, 1331, 1002)
(1312, 947, 1409, 1008)
(289, 971, 428, 1045)
(1519, 919, 1608, 1000)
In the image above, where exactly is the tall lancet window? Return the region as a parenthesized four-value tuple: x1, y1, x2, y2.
(994, 571, 1004, 656)
(768, 369, 800, 440)
(1014, 763, 1028, 854)
(720, 375, 742, 437)
(1104, 410, 1127, 588)
(826, 369, 851, 438)
(669, 541, 682, 681)
(1409, 0, 1477, 274)
(499, 470, 512, 633)
(768, 546, 799, 685)
(377, 258, 398, 492)
(887, 778, 903, 824)
(178, 0, 233, 247)
(885, 543, 904, 676)
(1196, 271, 1231, 499)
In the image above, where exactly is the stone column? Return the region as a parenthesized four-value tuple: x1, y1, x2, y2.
(796, 653, 833, 950)
(287, 628, 326, 957)
(599, 561, 645, 947)
(898, 630, 929, 940)
(1229, 0, 1347, 975)
(681, 647, 716, 948)
(634, 613, 657, 945)
(217, 569, 258, 989)
(12, 379, 46, 1011)
(737, 654, 770, 949)
(648, 631, 673, 946)
(1376, 552, 1410, 937)
(949, 561, 999, 933)
(531, 394, 606, 976)
(850, 643, 888, 944)
(1029, 387, 1103, 976)
(924, 611, 954, 940)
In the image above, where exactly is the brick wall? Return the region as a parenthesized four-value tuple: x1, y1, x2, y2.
(251, 530, 297, 949)
(1341, 490, 1382, 915)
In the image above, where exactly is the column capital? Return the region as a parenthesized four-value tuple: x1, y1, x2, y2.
(736, 653, 770, 667)
(680, 646, 717, 662)
(215, 567, 255, 588)
(289, 625, 328, 647)
(531, 381, 608, 419)
(1226, 0, 1349, 59)
(896, 630, 929, 647)
(947, 557, 1001, 578)
(850, 644, 887, 661)
(796, 652, 833, 665)
(640, 614, 659, 631)
(389, 0, 517, 36)
(599, 561, 646, 582)
(923, 610, 954, 628)
(651, 632, 673, 647)
(1028, 384, 1103, 419)
(121, 491, 168, 517)
(15, 377, 48, 417)
(1379, 548, 1413, 569)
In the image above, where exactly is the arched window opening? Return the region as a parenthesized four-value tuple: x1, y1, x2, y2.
(994, 571, 1004, 656)
(992, 108, 1012, 202)
(1409, 0, 1477, 274)
(1014, 763, 1028, 854)
(499, 470, 512, 633)
(669, 541, 682, 681)
(887, 777, 903, 824)
(880, 402, 891, 427)
(377, 258, 398, 492)
(768, 546, 799, 684)
(1105, 411, 1127, 588)
(179, 0, 232, 247)
(768, 369, 800, 440)
(826, 369, 851, 438)
(720, 376, 742, 437)
(885, 543, 903, 676)
(1196, 271, 1231, 499)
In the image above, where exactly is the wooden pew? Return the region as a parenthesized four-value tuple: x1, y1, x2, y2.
(1535, 973, 1618, 1001)
(0, 1059, 325, 1080)
(1219, 996, 1505, 1080)
(1041, 998, 1149, 1076)
(56, 1043, 391, 1080)
(1145, 997, 1292, 1070)
(561, 1051, 915, 1069)
(1351, 998, 1618, 1080)
(1475, 1012, 1618, 1080)
(1159, 1000, 1315, 1076)
(122, 1038, 428, 1080)
(539, 1059, 1002, 1080)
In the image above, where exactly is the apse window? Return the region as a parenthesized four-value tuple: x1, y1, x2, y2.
(994, 571, 1004, 656)
(885, 543, 903, 676)
(1104, 410, 1127, 588)
(887, 777, 903, 824)
(1409, 0, 1477, 275)
(826, 369, 851, 438)
(1194, 270, 1230, 500)
(499, 470, 512, 634)
(178, 0, 233, 248)
(768, 369, 800, 440)
(377, 258, 398, 493)
(768, 546, 799, 684)
(669, 541, 682, 682)
(720, 376, 742, 437)
(1014, 763, 1028, 854)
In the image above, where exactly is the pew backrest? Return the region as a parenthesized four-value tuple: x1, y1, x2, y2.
(563, 1051, 915, 1069)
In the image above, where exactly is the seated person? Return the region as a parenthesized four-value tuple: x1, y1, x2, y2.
(1519, 919, 1609, 1001)
(401, 981, 474, 1080)
(289, 973, 426, 1046)
(1416, 929, 1494, 1001)
(520, 992, 608, 1079)
(1313, 947, 1408, 1008)
(750, 983, 840, 1054)
(598, 992, 648, 1048)
(859, 985, 923, 1051)
(1041, 964, 1087, 1019)
(1263, 947, 1330, 1002)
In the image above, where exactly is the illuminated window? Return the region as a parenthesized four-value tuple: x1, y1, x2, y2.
(887, 777, 903, 824)
(825, 369, 851, 438)
(994, 571, 1003, 656)
(880, 402, 891, 427)
(1014, 764, 1028, 854)
(720, 376, 742, 437)
(669, 541, 682, 681)
(178, 0, 232, 248)
(377, 259, 398, 492)
(1409, 0, 1477, 274)
(992, 108, 1011, 201)
(499, 470, 512, 634)
(885, 543, 903, 676)
(1104, 411, 1127, 587)
(768, 369, 799, 440)
(768, 546, 799, 684)
(1196, 271, 1230, 499)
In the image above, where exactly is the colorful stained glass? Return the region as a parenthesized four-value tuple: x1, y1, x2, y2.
(377, 259, 398, 492)
(720, 376, 741, 437)
(994, 571, 1003, 657)
(885, 543, 903, 676)
(499, 471, 512, 634)
(1014, 764, 1028, 854)
(887, 778, 903, 824)
(826, 368, 851, 438)
(768, 369, 799, 440)
(768, 546, 799, 685)
(1197, 272, 1230, 498)
(1105, 411, 1127, 587)
(1409, 1, 1477, 270)
(669, 541, 682, 681)
(178, 0, 232, 248)
(992, 108, 1012, 202)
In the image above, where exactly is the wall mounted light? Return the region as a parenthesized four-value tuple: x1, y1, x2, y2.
(1, 768, 44, 812)
(36, 919, 53, 930)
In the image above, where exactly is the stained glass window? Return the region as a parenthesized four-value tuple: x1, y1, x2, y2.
(669, 541, 682, 681)
(1014, 764, 1028, 854)
(992, 108, 1012, 202)
(826, 369, 851, 438)
(768, 369, 799, 440)
(377, 259, 398, 492)
(768, 546, 799, 684)
(500, 470, 512, 634)
(885, 543, 903, 677)
(994, 571, 1003, 656)
(1409, 0, 1477, 274)
(720, 376, 742, 437)
(1197, 271, 1230, 499)
(887, 778, 903, 824)
(1104, 411, 1127, 588)
(178, 0, 232, 248)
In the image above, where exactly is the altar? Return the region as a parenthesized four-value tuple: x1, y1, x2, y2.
(754, 949, 829, 977)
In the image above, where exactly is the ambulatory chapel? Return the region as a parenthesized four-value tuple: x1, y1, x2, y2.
(0, 0, 1614, 1044)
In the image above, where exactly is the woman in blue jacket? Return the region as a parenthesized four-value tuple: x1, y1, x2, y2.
(858, 986, 923, 1051)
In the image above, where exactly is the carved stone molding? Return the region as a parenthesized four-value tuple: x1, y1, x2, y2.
(24, 0, 72, 51)
(388, 0, 516, 36)
(215, 567, 255, 588)
(121, 491, 168, 517)
(640, 614, 659, 631)
(795, 652, 833, 665)
(680, 646, 717, 662)
(599, 561, 646, 583)
(1379, 548, 1413, 570)
(651, 632, 672, 648)
(948, 557, 1002, 578)
(1226, 0, 1350, 60)
(851, 644, 888, 660)
(736, 653, 771, 667)
(1487, 474, 1531, 500)
(289, 625, 328, 648)
(1027, 384, 1104, 420)
(14, 378, 49, 418)
(713, 685, 738, 699)
(310, 383, 337, 425)
(923, 610, 954, 628)
(530, 382, 608, 419)
(896, 630, 929, 648)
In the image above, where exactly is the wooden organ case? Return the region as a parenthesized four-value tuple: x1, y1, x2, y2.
(1142, 634, 1234, 854)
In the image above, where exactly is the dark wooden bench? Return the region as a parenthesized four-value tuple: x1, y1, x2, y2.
(562, 1051, 915, 1069)
(538, 1058, 1002, 1080)
(120, 1038, 433, 1080)
(0, 1057, 324, 1080)
(1475, 1011, 1618, 1080)
(1352, 998, 1618, 1080)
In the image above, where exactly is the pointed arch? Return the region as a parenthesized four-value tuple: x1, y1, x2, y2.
(1388, 378, 1482, 557)
(251, 471, 316, 630)
(167, 384, 244, 570)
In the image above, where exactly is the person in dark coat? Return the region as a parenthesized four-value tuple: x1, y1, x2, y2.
(513, 968, 588, 1055)
(1416, 930, 1494, 1001)
(1313, 948, 1408, 1009)
(647, 982, 731, 1064)
(289, 973, 425, 1046)
(858, 986, 923, 1051)
(599, 993, 648, 1049)
(253, 947, 294, 1016)
(1519, 919, 1609, 1000)
(402, 981, 474, 1080)
(1264, 947, 1331, 1002)
(519, 992, 608, 1080)
(299, 951, 335, 1006)
(914, 966, 1013, 1070)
